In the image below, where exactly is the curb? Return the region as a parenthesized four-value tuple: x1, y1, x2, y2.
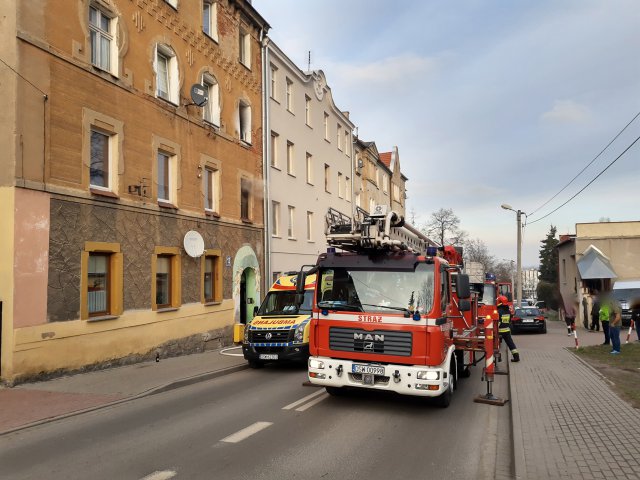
(0, 363, 248, 436)
(507, 347, 525, 479)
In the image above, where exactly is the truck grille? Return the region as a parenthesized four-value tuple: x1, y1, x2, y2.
(248, 329, 292, 343)
(329, 327, 412, 356)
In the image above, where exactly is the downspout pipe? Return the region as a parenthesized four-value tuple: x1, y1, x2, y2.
(261, 29, 271, 291)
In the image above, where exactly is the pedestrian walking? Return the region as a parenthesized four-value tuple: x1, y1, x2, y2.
(609, 298, 622, 354)
(590, 294, 600, 332)
(599, 298, 611, 346)
(561, 301, 576, 336)
(497, 295, 520, 362)
(582, 296, 589, 329)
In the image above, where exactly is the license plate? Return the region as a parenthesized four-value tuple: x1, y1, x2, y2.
(352, 364, 385, 375)
(522, 319, 534, 323)
(259, 354, 278, 360)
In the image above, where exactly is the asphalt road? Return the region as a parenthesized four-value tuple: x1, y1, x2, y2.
(0, 361, 511, 480)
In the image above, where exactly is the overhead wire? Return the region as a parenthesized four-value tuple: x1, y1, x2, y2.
(528, 109, 640, 217)
(527, 133, 640, 225)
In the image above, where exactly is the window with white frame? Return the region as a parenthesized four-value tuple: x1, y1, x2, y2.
(336, 124, 342, 150)
(202, 1, 218, 41)
(239, 100, 251, 143)
(204, 166, 219, 213)
(270, 131, 279, 168)
(155, 44, 179, 104)
(89, 5, 115, 74)
(239, 27, 250, 68)
(369, 197, 375, 214)
(306, 152, 313, 184)
(286, 141, 294, 175)
(375, 167, 380, 186)
(287, 205, 295, 238)
(344, 130, 350, 156)
(164, 0, 178, 8)
(202, 72, 220, 126)
(270, 64, 277, 100)
(157, 151, 176, 204)
(305, 95, 311, 126)
(382, 175, 389, 194)
(286, 78, 293, 112)
(271, 201, 280, 236)
(338, 172, 344, 198)
(346, 176, 351, 202)
(306, 211, 313, 241)
(90, 128, 112, 190)
(355, 191, 361, 208)
(324, 164, 330, 193)
(324, 112, 329, 140)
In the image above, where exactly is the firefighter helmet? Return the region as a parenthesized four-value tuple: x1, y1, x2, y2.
(497, 295, 508, 306)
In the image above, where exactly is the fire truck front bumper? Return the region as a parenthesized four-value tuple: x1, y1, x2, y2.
(307, 356, 450, 397)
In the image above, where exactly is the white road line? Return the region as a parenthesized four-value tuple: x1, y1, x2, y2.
(220, 421, 273, 443)
(220, 346, 244, 357)
(295, 392, 329, 412)
(282, 389, 327, 410)
(139, 471, 177, 480)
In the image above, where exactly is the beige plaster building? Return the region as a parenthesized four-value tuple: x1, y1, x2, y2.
(557, 221, 640, 326)
(264, 41, 354, 280)
(0, 0, 269, 383)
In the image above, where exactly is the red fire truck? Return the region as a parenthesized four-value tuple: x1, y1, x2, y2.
(298, 206, 502, 407)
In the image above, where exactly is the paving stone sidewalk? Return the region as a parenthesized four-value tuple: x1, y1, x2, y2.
(510, 320, 640, 479)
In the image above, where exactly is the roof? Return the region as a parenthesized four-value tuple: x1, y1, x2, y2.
(379, 152, 392, 168)
(613, 280, 640, 290)
(576, 245, 617, 279)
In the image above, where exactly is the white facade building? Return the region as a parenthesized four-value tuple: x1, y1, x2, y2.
(264, 41, 355, 281)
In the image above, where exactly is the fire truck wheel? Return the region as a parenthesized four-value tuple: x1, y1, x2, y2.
(248, 360, 264, 369)
(325, 386, 346, 396)
(434, 359, 455, 408)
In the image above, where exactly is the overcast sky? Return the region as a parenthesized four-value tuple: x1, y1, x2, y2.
(253, 0, 640, 267)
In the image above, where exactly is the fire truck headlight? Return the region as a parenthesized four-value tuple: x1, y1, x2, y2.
(309, 358, 325, 369)
(417, 371, 440, 381)
(293, 323, 305, 343)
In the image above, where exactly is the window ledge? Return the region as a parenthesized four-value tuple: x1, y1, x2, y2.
(287, 173, 296, 178)
(240, 139, 252, 148)
(158, 200, 178, 210)
(271, 165, 281, 171)
(87, 315, 119, 323)
(324, 138, 331, 144)
(241, 218, 253, 224)
(288, 237, 297, 241)
(270, 97, 280, 105)
(90, 187, 119, 199)
(203, 32, 219, 44)
(156, 307, 179, 313)
(205, 210, 220, 218)
(306, 123, 312, 129)
(204, 301, 222, 306)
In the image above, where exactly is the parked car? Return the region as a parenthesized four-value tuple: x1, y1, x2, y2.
(535, 300, 548, 316)
(511, 307, 546, 334)
(612, 282, 640, 328)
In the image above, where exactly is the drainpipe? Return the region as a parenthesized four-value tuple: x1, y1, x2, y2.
(261, 29, 271, 292)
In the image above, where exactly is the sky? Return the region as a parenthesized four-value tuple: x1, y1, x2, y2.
(253, 0, 640, 267)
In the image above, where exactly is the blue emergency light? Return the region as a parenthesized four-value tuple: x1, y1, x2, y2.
(485, 273, 496, 281)
(426, 246, 438, 256)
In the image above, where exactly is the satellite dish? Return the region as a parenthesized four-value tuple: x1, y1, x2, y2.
(190, 84, 209, 107)
(183, 230, 205, 258)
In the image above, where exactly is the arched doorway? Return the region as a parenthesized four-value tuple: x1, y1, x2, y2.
(233, 245, 260, 325)
(240, 267, 257, 324)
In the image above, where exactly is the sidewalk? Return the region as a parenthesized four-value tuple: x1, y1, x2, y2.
(510, 319, 640, 479)
(0, 346, 247, 434)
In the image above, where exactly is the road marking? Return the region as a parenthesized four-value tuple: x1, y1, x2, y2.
(221, 421, 273, 443)
(220, 346, 244, 357)
(295, 392, 328, 412)
(282, 389, 326, 410)
(140, 471, 177, 480)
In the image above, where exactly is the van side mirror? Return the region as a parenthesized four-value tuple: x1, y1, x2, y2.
(296, 271, 306, 294)
(457, 274, 471, 299)
(253, 306, 259, 316)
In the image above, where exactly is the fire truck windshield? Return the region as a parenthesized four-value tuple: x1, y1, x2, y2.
(257, 290, 313, 315)
(317, 264, 435, 314)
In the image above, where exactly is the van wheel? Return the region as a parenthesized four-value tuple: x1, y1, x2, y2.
(248, 360, 264, 369)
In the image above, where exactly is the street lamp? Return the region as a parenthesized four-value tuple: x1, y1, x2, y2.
(501, 204, 525, 307)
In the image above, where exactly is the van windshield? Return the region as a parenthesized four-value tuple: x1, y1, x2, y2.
(257, 290, 313, 315)
(612, 288, 640, 309)
(317, 264, 435, 314)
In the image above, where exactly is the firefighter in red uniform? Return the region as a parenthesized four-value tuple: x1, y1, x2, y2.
(497, 295, 520, 362)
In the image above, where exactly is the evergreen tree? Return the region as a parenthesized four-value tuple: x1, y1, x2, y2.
(538, 225, 559, 283)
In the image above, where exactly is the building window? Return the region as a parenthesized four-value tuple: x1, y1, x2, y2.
(375, 167, 380, 186)
(241, 178, 251, 221)
(305, 95, 311, 126)
(202, 1, 218, 41)
(324, 164, 330, 193)
(338, 172, 344, 198)
(89, 5, 114, 73)
(324, 113, 329, 140)
(239, 27, 250, 68)
(81, 242, 123, 320)
(306, 152, 313, 184)
(336, 125, 342, 150)
(306, 211, 313, 241)
(204, 166, 219, 213)
(383, 175, 389, 194)
(202, 73, 220, 126)
(344, 130, 350, 156)
(272, 201, 280, 236)
(155, 44, 179, 104)
(157, 151, 173, 203)
(270, 64, 277, 100)
(202, 249, 222, 304)
(165, 0, 178, 8)
(286, 141, 294, 176)
(239, 100, 252, 144)
(153, 247, 181, 310)
(355, 191, 361, 208)
(369, 197, 376, 214)
(346, 176, 351, 202)
(286, 78, 293, 112)
(90, 129, 111, 189)
(393, 183, 400, 202)
(270, 131, 279, 168)
(288, 205, 295, 238)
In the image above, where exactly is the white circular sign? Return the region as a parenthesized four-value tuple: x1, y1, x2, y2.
(183, 230, 205, 258)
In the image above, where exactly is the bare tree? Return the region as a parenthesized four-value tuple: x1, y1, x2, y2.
(422, 208, 466, 246)
(465, 238, 495, 270)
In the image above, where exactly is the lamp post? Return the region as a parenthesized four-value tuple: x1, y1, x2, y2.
(501, 204, 524, 307)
